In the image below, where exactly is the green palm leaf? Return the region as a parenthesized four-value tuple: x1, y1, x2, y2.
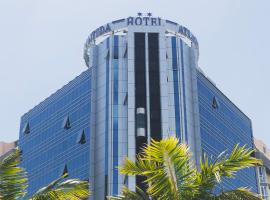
(119, 137, 197, 199)
(108, 186, 150, 200)
(195, 144, 262, 198)
(0, 148, 27, 200)
(0, 149, 90, 199)
(214, 188, 263, 200)
(111, 137, 262, 200)
(29, 173, 89, 200)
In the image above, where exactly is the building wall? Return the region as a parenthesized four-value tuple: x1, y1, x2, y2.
(255, 138, 270, 199)
(255, 139, 270, 160)
(197, 70, 258, 193)
(19, 69, 92, 197)
(0, 141, 16, 157)
(257, 167, 270, 199)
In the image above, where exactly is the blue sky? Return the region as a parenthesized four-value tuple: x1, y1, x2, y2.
(0, 0, 269, 146)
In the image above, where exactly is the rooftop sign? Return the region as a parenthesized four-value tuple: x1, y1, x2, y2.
(85, 13, 199, 49)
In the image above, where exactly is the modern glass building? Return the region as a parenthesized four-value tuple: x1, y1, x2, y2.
(19, 13, 258, 199)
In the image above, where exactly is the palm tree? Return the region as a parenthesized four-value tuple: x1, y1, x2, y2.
(109, 137, 262, 200)
(0, 149, 89, 200)
(0, 149, 27, 199)
(29, 173, 89, 200)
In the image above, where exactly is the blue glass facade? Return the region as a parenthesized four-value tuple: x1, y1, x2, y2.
(112, 35, 119, 195)
(197, 70, 258, 193)
(19, 69, 91, 197)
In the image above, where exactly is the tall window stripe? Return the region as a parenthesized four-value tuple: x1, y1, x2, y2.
(180, 39, 188, 143)
(134, 32, 148, 192)
(112, 35, 119, 195)
(171, 37, 181, 140)
(148, 33, 162, 141)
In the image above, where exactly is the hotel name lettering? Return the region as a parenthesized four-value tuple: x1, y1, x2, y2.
(88, 16, 198, 47)
(126, 16, 162, 26)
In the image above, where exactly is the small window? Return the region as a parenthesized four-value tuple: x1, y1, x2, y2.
(63, 116, 71, 130)
(23, 122, 30, 134)
(166, 52, 168, 59)
(77, 130, 86, 144)
(113, 49, 118, 59)
(259, 167, 263, 176)
(123, 93, 128, 105)
(212, 96, 219, 109)
(114, 36, 119, 59)
(123, 43, 128, 58)
(105, 49, 110, 59)
(62, 164, 68, 176)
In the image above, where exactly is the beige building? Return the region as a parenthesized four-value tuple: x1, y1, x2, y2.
(0, 141, 17, 158)
(255, 138, 270, 200)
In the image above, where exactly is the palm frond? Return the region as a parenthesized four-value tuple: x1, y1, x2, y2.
(195, 144, 262, 197)
(113, 138, 261, 200)
(120, 137, 197, 199)
(0, 148, 28, 199)
(29, 173, 89, 200)
(215, 188, 263, 200)
(219, 144, 262, 177)
(108, 186, 150, 200)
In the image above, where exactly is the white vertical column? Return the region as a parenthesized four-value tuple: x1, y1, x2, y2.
(177, 38, 186, 142)
(189, 44, 202, 167)
(178, 39, 201, 166)
(159, 33, 169, 139)
(117, 35, 128, 192)
(89, 44, 98, 200)
(93, 40, 110, 199)
(145, 33, 151, 144)
(166, 37, 177, 137)
(127, 31, 136, 191)
(107, 36, 113, 196)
